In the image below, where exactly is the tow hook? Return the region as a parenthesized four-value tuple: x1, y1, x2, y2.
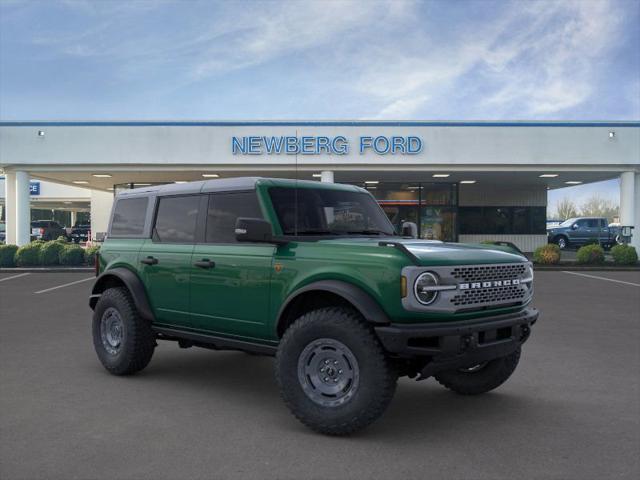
(462, 334, 477, 351)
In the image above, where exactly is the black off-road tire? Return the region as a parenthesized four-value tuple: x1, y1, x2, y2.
(92, 287, 155, 375)
(275, 307, 397, 436)
(434, 348, 521, 395)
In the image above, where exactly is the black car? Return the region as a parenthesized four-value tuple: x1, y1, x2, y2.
(70, 223, 91, 243)
(31, 220, 68, 241)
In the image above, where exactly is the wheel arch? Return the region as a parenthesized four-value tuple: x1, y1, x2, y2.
(89, 267, 155, 322)
(276, 280, 390, 337)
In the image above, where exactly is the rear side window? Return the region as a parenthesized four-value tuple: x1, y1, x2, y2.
(110, 197, 148, 236)
(206, 192, 263, 243)
(153, 195, 200, 243)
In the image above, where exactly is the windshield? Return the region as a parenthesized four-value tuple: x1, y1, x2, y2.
(559, 218, 578, 227)
(268, 187, 396, 236)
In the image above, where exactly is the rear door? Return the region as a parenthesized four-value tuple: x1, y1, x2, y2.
(138, 194, 203, 328)
(189, 191, 274, 339)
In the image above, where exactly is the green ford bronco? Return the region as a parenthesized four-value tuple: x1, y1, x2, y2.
(90, 177, 537, 435)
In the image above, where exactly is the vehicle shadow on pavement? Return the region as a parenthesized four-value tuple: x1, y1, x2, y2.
(103, 345, 556, 440)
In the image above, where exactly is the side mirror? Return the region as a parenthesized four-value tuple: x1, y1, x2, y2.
(401, 221, 418, 238)
(571, 223, 579, 230)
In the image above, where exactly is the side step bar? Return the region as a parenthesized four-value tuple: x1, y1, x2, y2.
(153, 326, 278, 356)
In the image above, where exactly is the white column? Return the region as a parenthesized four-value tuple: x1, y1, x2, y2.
(70, 211, 77, 227)
(4, 172, 16, 244)
(90, 190, 114, 241)
(620, 171, 638, 251)
(15, 171, 31, 246)
(320, 171, 334, 183)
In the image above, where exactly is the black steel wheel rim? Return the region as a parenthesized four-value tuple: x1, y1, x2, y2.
(100, 307, 124, 355)
(297, 338, 360, 407)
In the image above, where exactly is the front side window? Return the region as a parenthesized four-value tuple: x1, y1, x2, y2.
(110, 197, 148, 236)
(268, 187, 395, 236)
(153, 195, 200, 243)
(206, 192, 263, 243)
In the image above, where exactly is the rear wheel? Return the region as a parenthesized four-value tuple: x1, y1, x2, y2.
(92, 287, 155, 375)
(276, 307, 397, 436)
(434, 348, 521, 395)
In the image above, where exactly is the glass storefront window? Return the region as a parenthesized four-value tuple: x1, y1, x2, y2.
(357, 182, 458, 242)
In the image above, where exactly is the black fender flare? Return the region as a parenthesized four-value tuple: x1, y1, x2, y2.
(89, 267, 155, 322)
(276, 280, 390, 334)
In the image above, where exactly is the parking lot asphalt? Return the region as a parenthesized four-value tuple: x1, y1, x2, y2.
(1, 270, 639, 480)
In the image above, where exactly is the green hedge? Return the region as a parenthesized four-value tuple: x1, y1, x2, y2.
(40, 241, 66, 265)
(610, 244, 638, 265)
(576, 244, 605, 264)
(15, 242, 44, 266)
(0, 244, 19, 267)
(85, 245, 100, 265)
(59, 244, 85, 265)
(533, 244, 561, 264)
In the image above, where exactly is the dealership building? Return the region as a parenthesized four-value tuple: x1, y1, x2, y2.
(1, 121, 639, 251)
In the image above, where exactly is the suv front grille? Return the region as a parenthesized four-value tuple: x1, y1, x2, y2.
(450, 264, 527, 283)
(451, 285, 526, 307)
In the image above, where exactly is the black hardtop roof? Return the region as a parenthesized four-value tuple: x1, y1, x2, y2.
(115, 177, 366, 199)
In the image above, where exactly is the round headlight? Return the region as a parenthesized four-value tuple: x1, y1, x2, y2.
(414, 272, 439, 305)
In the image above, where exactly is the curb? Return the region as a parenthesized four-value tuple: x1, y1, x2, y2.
(0, 267, 94, 273)
(534, 265, 640, 271)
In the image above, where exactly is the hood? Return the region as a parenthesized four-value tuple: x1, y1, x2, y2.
(318, 237, 527, 266)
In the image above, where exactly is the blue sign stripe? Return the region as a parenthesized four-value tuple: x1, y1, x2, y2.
(1, 121, 639, 127)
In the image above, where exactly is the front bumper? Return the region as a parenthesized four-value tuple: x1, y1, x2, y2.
(375, 307, 538, 378)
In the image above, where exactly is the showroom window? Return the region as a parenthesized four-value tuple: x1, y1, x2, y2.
(110, 197, 148, 236)
(153, 195, 200, 243)
(459, 206, 546, 235)
(206, 192, 263, 243)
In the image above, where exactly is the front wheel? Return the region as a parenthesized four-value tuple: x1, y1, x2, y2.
(555, 236, 568, 249)
(434, 348, 521, 395)
(275, 307, 397, 436)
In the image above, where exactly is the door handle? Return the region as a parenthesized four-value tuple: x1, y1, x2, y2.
(140, 256, 159, 265)
(194, 259, 215, 269)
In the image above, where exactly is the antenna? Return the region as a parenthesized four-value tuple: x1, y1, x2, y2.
(294, 129, 298, 236)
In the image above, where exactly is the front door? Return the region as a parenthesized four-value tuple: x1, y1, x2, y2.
(568, 218, 591, 245)
(139, 194, 202, 328)
(189, 191, 274, 340)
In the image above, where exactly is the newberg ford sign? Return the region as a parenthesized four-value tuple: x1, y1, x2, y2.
(232, 135, 423, 155)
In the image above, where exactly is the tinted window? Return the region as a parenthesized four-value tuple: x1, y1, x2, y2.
(206, 192, 263, 243)
(586, 219, 599, 228)
(269, 187, 395, 235)
(110, 197, 148, 236)
(459, 206, 545, 235)
(153, 195, 200, 243)
(575, 219, 588, 228)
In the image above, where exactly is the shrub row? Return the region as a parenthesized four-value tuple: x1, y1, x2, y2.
(0, 240, 100, 267)
(533, 244, 561, 265)
(610, 244, 638, 265)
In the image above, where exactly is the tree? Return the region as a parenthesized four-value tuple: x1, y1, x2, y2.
(553, 197, 578, 220)
(579, 194, 619, 223)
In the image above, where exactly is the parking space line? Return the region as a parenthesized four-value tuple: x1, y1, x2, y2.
(562, 271, 640, 287)
(34, 277, 95, 294)
(0, 273, 31, 283)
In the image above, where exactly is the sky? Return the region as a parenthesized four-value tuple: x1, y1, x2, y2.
(0, 0, 638, 209)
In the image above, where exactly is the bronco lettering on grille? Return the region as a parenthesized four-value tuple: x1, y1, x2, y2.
(459, 279, 520, 290)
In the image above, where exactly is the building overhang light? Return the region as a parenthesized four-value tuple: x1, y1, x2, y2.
(460, 180, 476, 184)
(539, 174, 558, 178)
(134, 183, 152, 186)
(72, 180, 89, 184)
(202, 173, 219, 178)
(312, 174, 322, 178)
(432, 174, 450, 178)
(565, 181, 582, 185)
(92, 174, 112, 178)
(174, 181, 188, 184)
(364, 180, 379, 185)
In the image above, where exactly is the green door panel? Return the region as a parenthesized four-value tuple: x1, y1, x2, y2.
(190, 244, 275, 338)
(139, 239, 195, 327)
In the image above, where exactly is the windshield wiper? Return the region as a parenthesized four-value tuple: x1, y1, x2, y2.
(284, 229, 347, 235)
